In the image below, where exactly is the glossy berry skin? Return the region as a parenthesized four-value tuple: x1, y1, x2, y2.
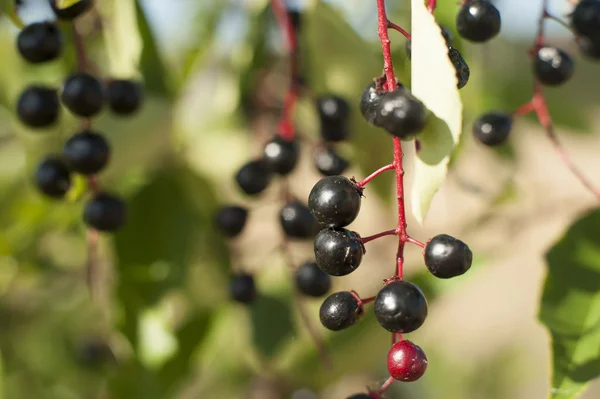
(63, 130, 110, 175)
(263, 136, 299, 175)
(280, 201, 319, 239)
(424, 234, 473, 279)
(448, 47, 470, 89)
(571, 0, 600, 38)
(314, 228, 363, 276)
(230, 273, 257, 304)
(17, 22, 62, 64)
(107, 79, 143, 115)
(314, 145, 349, 176)
(473, 112, 512, 146)
(215, 205, 248, 238)
(360, 81, 383, 125)
(308, 176, 362, 228)
(374, 89, 427, 139)
(295, 262, 331, 297)
(374, 281, 428, 333)
(35, 156, 71, 198)
(319, 291, 362, 331)
(317, 96, 350, 142)
(235, 159, 272, 196)
(61, 73, 105, 117)
(83, 193, 127, 232)
(456, 0, 501, 43)
(534, 47, 574, 86)
(17, 86, 60, 128)
(50, 0, 93, 20)
(387, 340, 428, 382)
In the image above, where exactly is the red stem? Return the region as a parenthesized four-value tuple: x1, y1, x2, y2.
(356, 163, 395, 188)
(406, 236, 425, 248)
(361, 229, 397, 244)
(513, 101, 535, 117)
(427, 0, 437, 14)
(387, 21, 411, 40)
(271, 0, 298, 141)
(376, 376, 396, 395)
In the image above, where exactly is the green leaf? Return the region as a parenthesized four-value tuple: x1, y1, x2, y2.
(410, 0, 463, 223)
(55, 0, 81, 9)
(250, 295, 295, 359)
(539, 207, 600, 399)
(0, 0, 24, 28)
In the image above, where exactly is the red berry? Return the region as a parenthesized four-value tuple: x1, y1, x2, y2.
(387, 340, 428, 382)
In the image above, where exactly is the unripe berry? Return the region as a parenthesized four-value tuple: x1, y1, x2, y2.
(319, 291, 362, 331)
(387, 340, 428, 382)
(17, 22, 63, 64)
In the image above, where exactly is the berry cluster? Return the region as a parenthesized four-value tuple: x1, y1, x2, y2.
(17, 0, 143, 234)
(308, 2, 483, 396)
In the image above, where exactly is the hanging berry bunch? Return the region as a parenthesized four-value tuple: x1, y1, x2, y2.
(16, 0, 144, 293)
(307, 0, 498, 397)
(472, 0, 600, 201)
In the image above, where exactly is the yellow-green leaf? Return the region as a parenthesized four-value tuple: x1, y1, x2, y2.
(410, 0, 462, 223)
(55, 0, 82, 9)
(0, 0, 24, 29)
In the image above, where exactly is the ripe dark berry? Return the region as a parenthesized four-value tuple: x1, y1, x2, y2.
(314, 145, 349, 176)
(35, 156, 71, 198)
(280, 201, 319, 239)
(360, 81, 383, 125)
(215, 205, 248, 238)
(107, 79, 143, 115)
(347, 395, 372, 399)
(319, 291, 362, 331)
(50, 0, 93, 20)
(63, 130, 110, 175)
(263, 136, 299, 175)
(235, 159, 273, 195)
(374, 88, 427, 139)
(295, 262, 331, 297)
(387, 340, 428, 382)
(17, 86, 60, 128)
(448, 47, 470, 89)
(314, 228, 363, 276)
(317, 96, 350, 142)
(230, 273, 257, 304)
(534, 46, 574, 86)
(424, 234, 473, 279)
(288, 10, 302, 33)
(473, 112, 512, 146)
(374, 280, 428, 333)
(406, 24, 453, 58)
(571, 0, 600, 38)
(83, 193, 127, 232)
(17, 22, 62, 64)
(456, 0, 501, 43)
(61, 73, 105, 117)
(578, 35, 600, 60)
(308, 176, 362, 228)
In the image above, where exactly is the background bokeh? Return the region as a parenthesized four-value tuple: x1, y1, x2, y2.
(0, 0, 599, 398)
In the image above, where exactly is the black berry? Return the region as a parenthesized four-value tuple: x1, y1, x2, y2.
(215, 205, 248, 238)
(374, 281, 428, 333)
(61, 73, 105, 117)
(308, 176, 362, 228)
(295, 262, 331, 297)
(83, 193, 127, 232)
(263, 136, 299, 175)
(424, 234, 473, 279)
(235, 159, 273, 195)
(50, 0, 93, 20)
(107, 79, 143, 115)
(374, 88, 427, 139)
(578, 35, 600, 60)
(319, 291, 362, 331)
(314, 228, 363, 276)
(288, 9, 302, 33)
(35, 156, 71, 198)
(534, 46, 574, 86)
(230, 273, 257, 304)
(347, 395, 372, 399)
(360, 81, 383, 125)
(63, 130, 110, 175)
(571, 0, 600, 38)
(456, 0, 501, 43)
(387, 340, 428, 382)
(473, 112, 512, 146)
(17, 22, 62, 64)
(314, 145, 349, 176)
(448, 47, 470, 89)
(17, 86, 60, 128)
(317, 95, 350, 142)
(280, 201, 319, 239)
